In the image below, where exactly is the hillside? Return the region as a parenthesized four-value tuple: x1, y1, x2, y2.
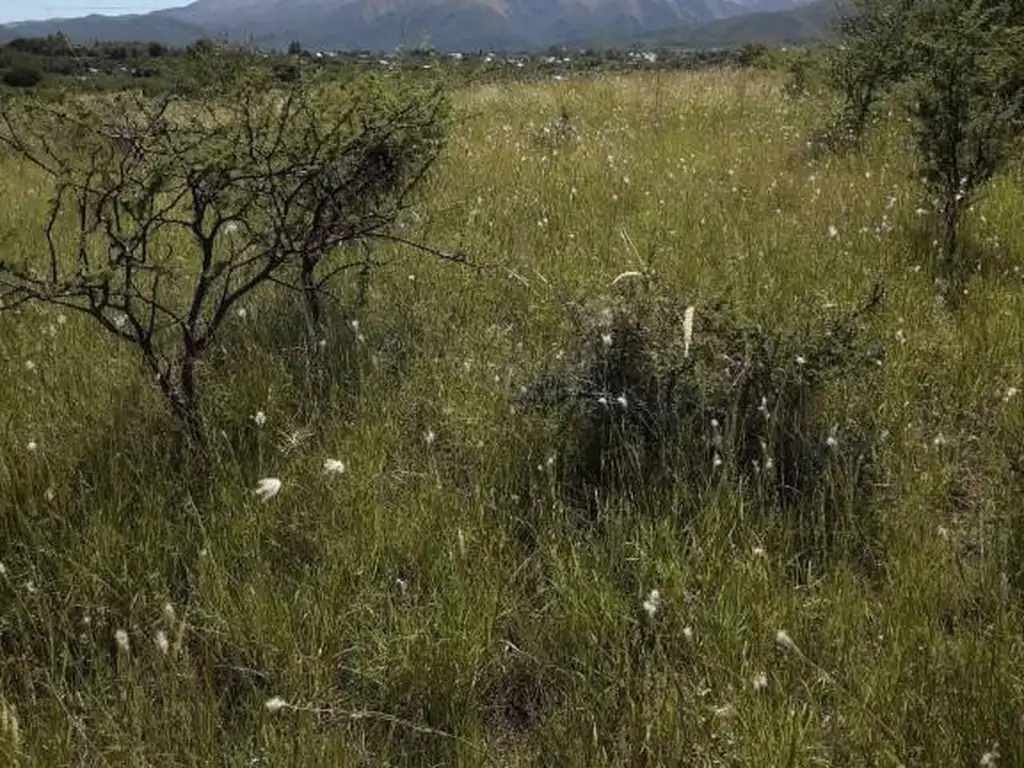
(0, 0, 821, 51)
(640, 0, 838, 48)
(0, 14, 204, 48)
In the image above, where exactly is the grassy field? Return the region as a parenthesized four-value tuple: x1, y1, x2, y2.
(1, 68, 1023, 765)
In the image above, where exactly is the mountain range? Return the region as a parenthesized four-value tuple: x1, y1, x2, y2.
(0, 0, 832, 52)
(639, 0, 836, 47)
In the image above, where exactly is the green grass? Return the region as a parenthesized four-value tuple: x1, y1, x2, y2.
(2, 69, 1024, 765)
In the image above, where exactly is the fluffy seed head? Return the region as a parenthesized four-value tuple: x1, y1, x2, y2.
(683, 306, 695, 358)
(0, 699, 21, 749)
(323, 458, 346, 475)
(980, 745, 1000, 766)
(254, 477, 282, 502)
(265, 696, 287, 713)
(642, 589, 662, 618)
(775, 629, 799, 654)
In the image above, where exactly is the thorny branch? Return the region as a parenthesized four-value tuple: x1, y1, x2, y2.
(0, 77, 451, 438)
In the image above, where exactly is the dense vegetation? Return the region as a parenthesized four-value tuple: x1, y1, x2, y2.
(0, 8, 1023, 765)
(0, 33, 763, 96)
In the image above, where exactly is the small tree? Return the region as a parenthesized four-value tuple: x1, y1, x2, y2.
(827, 0, 918, 143)
(828, 0, 1024, 260)
(909, 2, 1024, 258)
(0, 74, 448, 438)
(266, 76, 451, 331)
(738, 43, 771, 70)
(2, 65, 44, 89)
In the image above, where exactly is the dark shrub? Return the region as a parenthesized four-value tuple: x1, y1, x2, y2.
(522, 283, 885, 569)
(2, 66, 43, 88)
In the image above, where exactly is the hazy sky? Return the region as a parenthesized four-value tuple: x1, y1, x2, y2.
(0, 2, 189, 24)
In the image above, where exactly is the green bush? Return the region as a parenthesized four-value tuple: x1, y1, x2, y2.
(783, 50, 825, 98)
(522, 283, 885, 569)
(739, 42, 773, 69)
(2, 66, 43, 88)
(827, 0, 1024, 261)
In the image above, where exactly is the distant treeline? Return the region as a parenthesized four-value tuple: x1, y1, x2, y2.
(0, 33, 794, 92)
(0, 34, 189, 88)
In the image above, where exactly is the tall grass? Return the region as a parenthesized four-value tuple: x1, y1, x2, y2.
(1, 68, 1023, 765)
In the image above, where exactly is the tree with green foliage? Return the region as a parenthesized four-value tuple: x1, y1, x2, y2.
(828, 0, 917, 141)
(739, 42, 772, 69)
(909, 1, 1024, 257)
(829, 0, 1024, 260)
(1, 65, 43, 88)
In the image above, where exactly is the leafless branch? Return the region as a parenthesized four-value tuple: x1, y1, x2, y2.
(0, 76, 450, 438)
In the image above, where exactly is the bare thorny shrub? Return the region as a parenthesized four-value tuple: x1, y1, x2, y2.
(0, 73, 449, 439)
(522, 280, 886, 571)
